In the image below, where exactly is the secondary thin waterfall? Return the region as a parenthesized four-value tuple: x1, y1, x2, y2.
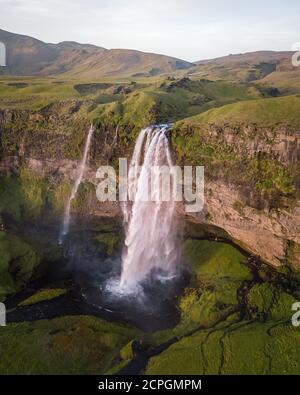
(120, 125, 179, 290)
(58, 125, 94, 244)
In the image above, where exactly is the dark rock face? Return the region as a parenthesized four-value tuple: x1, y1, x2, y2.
(173, 120, 300, 269)
(167, 77, 192, 91)
(205, 124, 300, 166)
(112, 85, 132, 95)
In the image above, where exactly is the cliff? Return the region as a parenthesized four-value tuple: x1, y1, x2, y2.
(1, 97, 300, 270)
(173, 97, 300, 269)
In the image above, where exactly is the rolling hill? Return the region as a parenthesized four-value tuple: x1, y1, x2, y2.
(1, 28, 300, 92)
(190, 51, 298, 87)
(0, 29, 194, 78)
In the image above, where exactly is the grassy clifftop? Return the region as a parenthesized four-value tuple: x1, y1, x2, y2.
(176, 95, 300, 129)
(1, 85, 299, 211)
(172, 95, 300, 205)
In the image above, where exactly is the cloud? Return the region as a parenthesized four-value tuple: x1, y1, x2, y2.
(1, 0, 300, 60)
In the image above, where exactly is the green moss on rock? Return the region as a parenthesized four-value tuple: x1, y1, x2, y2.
(151, 240, 251, 344)
(247, 283, 276, 317)
(247, 283, 298, 321)
(0, 176, 24, 223)
(19, 288, 67, 306)
(0, 231, 41, 301)
(270, 292, 297, 321)
(47, 181, 71, 214)
(95, 232, 121, 256)
(183, 239, 251, 282)
(19, 168, 46, 220)
(120, 340, 134, 360)
(0, 316, 139, 375)
(146, 321, 300, 375)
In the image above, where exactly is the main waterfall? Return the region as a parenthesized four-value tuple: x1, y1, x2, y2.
(119, 125, 179, 291)
(59, 125, 94, 244)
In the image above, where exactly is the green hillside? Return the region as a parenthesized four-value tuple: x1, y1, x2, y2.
(177, 95, 300, 128)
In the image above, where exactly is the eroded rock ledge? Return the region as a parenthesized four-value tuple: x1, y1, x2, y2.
(180, 180, 300, 268)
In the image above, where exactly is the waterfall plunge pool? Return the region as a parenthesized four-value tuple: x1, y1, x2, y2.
(6, 218, 299, 337)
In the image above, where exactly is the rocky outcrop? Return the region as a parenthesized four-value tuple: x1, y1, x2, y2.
(174, 121, 300, 269)
(180, 180, 300, 268)
(205, 124, 300, 166)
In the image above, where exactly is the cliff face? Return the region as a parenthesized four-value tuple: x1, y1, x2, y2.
(0, 102, 130, 229)
(173, 121, 300, 269)
(181, 180, 300, 268)
(1, 102, 300, 269)
(205, 124, 300, 166)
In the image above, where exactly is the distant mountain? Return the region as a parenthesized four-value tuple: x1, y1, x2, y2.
(191, 50, 295, 83)
(1, 29, 298, 85)
(0, 29, 194, 78)
(196, 51, 293, 65)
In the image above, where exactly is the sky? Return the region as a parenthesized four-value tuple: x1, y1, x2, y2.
(0, 0, 300, 61)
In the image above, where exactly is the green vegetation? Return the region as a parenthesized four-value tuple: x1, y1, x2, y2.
(242, 158, 295, 196)
(178, 95, 300, 128)
(0, 77, 80, 110)
(0, 231, 41, 301)
(183, 239, 250, 281)
(72, 181, 96, 216)
(47, 181, 71, 214)
(146, 321, 300, 375)
(0, 172, 68, 225)
(86, 78, 263, 148)
(120, 340, 135, 360)
(145, 239, 300, 375)
(260, 68, 300, 93)
(0, 99, 90, 159)
(1, 44, 300, 376)
(19, 168, 47, 220)
(247, 283, 276, 317)
(19, 288, 68, 306)
(1, 235, 299, 375)
(18, 169, 47, 220)
(0, 172, 97, 229)
(0, 76, 259, 122)
(186, 52, 300, 95)
(0, 78, 299, 213)
(0, 316, 139, 374)
(150, 240, 250, 344)
(94, 232, 121, 256)
(248, 283, 298, 321)
(0, 176, 24, 223)
(171, 96, 299, 203)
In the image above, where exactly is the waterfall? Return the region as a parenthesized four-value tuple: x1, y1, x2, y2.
(58, 125, 94, 244)
(120, 125, 179, 291)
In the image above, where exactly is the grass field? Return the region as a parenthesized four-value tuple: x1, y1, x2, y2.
(177, 94, 300, 128)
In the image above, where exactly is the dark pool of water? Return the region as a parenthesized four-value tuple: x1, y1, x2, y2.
(8, 225, 189, 332)
(65, 231, 189, 332)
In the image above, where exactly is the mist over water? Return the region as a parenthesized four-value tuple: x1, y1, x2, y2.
(58, 226, 187, 332)
(119, 125, 180, 292)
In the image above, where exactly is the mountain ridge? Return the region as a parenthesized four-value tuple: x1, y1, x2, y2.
(0, 28, 194, 78)
(0, 28, 298, 84)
